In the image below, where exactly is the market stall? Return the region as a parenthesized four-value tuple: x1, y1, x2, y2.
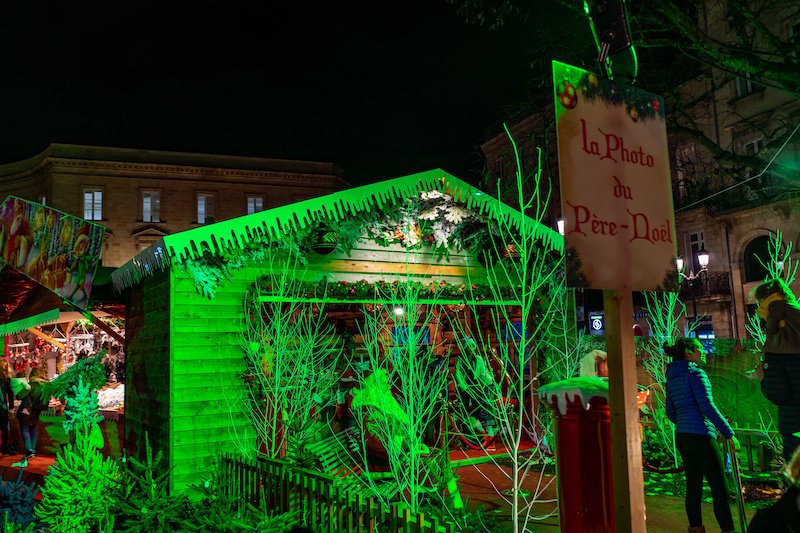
(112, 169, 563, 494)
(0, 197, 124, 456)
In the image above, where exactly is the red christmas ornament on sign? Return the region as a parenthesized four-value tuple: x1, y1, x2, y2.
(652, 98, 660, 112)
(557, 81, 578, 109)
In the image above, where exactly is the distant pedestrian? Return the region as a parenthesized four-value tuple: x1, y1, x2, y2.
(15, 364, 50, 465)
(665, 338, 737, 533)
(747, 441, 800, 532)
(0, 359, 14, 454)
(753, 278, 800, 460)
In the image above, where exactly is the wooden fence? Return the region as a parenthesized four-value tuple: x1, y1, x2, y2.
(220, 454, 456, 533)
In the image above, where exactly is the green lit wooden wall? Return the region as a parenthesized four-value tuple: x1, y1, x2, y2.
(133, 241, 490, 493)
(168, 264, 262, 493)
(124, 268, 171, 465)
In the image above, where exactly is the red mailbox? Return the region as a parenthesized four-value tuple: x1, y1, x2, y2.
(539, 377, 614, 533)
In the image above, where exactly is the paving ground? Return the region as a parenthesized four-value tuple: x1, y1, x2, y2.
(1, 451, 762, 531)
(455, 459, 759, 532)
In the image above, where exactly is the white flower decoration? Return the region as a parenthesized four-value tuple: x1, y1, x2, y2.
(420, 190, 443, 200)
(419, 207, 440, 220)
(433, 228, 449, 248)
(444, 206, 470, 224)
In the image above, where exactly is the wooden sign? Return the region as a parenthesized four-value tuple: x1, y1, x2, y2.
(553, 61, 677, 292)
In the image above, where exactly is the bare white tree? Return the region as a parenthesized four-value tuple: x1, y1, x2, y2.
(449, 128, 564, 532)
(240, 253, 344, 460)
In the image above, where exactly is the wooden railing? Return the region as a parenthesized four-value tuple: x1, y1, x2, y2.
(220, 454, 455, 533)
(732, 428, 782, 472)
(678, 271, 731, 299)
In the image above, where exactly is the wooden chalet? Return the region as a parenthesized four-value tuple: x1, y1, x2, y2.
(112, 170, 563, 492)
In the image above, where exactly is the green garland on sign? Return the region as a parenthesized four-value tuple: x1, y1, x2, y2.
(556, 71, 665, 123)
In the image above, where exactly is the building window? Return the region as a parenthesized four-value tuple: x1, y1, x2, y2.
(83, 189, 103, 220)
(736, 73, 755, 97)
(741, 136, 765, 156)
(38, 195, 46, 205)
(142, 191, 161, 223)
(743, 235, 771, 282)
(246, 195, 264, 215)
(685, 231, 705, 272)
(197, 193, 216, 224)
(674, 143, 698, 200)
(694, 317, 715, 340)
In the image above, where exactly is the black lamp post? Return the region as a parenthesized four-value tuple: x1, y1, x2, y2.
(677, 246, 710, 335)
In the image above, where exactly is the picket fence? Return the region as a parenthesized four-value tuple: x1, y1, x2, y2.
(220, 454, 456, 533)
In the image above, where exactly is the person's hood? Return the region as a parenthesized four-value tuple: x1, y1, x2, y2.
(666, 359, 695, 379)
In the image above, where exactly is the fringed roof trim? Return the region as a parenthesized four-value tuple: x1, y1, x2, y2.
(112, 169, 563, 290)
(111, 238, 170, 293)
(0, 308, 61, 336)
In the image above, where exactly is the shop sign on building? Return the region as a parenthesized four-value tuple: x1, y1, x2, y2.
(553, 61, 677, 292)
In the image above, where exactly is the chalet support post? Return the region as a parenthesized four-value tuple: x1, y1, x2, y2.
(61, 298, 125, 346)
(525, 303, 541, 439)
(603, 289, 645, 533)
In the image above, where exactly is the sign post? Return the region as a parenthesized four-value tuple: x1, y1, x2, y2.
(553, 61, 678, 533)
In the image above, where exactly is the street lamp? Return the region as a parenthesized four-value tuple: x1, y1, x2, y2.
(677, 246, 710, 335)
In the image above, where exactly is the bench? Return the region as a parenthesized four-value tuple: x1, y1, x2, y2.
(306, 426, 400, 500)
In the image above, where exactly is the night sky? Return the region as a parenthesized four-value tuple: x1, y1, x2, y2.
(0, 1, 583, 185)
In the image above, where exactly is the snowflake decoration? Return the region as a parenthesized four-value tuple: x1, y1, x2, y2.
(444, 205, 470, 224)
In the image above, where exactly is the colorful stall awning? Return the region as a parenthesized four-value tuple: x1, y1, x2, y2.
(0, 197, 107, 329)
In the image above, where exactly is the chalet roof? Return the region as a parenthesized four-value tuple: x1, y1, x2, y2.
(112, 169, 564, 292)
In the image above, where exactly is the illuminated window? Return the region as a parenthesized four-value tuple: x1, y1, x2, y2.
(246, 195, 264, 214)
(142, 191, 161, 223)
(38, 195, 46, 205)
(197, 193, 216, 224)
(83, 189, 103, 220)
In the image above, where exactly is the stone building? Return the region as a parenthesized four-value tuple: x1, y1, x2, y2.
(667, 1, 800, 339)
(480, 3, 800, 340)
(0, 144, 346, 267)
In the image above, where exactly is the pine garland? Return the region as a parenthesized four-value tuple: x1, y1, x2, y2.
(556, 71, 666, 123)
(251, 276, 500, 302)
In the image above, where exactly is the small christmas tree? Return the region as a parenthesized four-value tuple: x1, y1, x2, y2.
(0, 468, 39, 531)
(114, 437, 191, 532)
(183, 466, 296, 533)
(2, 513, 36, 533)
(36, 378, 119, 533)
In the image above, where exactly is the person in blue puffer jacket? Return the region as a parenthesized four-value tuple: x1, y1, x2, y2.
(666, 337, 738, 533)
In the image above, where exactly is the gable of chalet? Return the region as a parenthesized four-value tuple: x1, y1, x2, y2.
(112, 169, 563, 292)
